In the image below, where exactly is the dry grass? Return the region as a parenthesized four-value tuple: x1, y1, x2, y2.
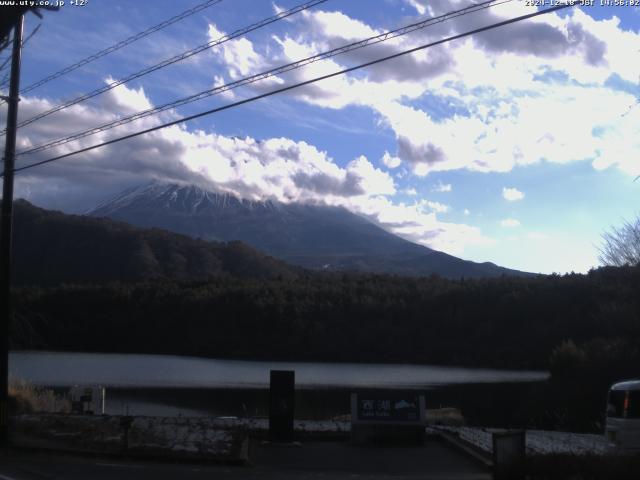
(426, 407, 465, 426)
(8, 377, 71, 414)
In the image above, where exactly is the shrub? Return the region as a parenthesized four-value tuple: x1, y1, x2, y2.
(8, 378, 70, 414)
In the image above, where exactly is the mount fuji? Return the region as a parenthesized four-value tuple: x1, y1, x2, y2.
(87, 183, 532, 278)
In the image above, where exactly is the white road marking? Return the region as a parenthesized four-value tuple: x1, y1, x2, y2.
(0, 473, 19, 480)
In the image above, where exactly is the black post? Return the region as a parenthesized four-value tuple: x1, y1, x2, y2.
(0, 14, 24, 448)
(269, 370, 295, 443)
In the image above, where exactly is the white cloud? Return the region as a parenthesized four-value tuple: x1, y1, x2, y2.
(404, 187, 418, 196)
(10, 84, 392, 204)
(212, 75, 236, 100)
(405, 0, 427, 15)
(353, 196, 492, 256)
(177, 135, 397, 202)
(207, 24, 269, 79)
(8, 80, 490, 257)
(500, 218, 521, 228)
(464, 209, 470, 216)
(381, 151, 402, 169)
(421, 200, 450, 214)
(432, 181, 452, 192)
(374, 82, 640, 177)
(300, 9, 380, 41)
(104, 77, 153, 113)
(502, 187, 525, 202)
(209, 4, 640, 180)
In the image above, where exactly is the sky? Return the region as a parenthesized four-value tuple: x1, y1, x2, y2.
(1, 0, 639, 274)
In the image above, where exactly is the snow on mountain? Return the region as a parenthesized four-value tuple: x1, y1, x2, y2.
(87, 183, 532, 278)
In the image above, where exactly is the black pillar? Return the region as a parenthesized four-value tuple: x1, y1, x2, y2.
(269, 370, 295, 442)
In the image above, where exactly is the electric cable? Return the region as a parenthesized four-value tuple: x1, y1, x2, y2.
(17, 0, 508, 157)
(2, 0, 224, 99)
(7, 3, 576, 176)
(2, 0, 329, 134)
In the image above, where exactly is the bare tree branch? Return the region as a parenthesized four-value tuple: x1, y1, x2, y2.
(599, 216, 640, 267)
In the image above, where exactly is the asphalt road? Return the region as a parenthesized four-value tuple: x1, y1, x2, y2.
(0, 439, 491, 480)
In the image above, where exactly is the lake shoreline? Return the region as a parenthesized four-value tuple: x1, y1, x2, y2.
(35, 382, 545, 427)
(10, 350, 550, 427)
(9, 348, 550, 371)
(9, 350, 548, 389)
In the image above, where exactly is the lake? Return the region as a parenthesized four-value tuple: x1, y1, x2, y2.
(10, 351, 548, 423)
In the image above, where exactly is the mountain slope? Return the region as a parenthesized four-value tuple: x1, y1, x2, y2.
(88, 183, 430, 258)
(11, 200, 299, 286)
(88, 183, 532, 278)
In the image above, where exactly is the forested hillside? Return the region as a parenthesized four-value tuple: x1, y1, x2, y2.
(11, 200, 299, 285)
(12, 266, 640, 372)
(8, 200, 640, 430)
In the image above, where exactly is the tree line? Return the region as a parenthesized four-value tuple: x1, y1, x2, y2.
(11, 265, 640, 372)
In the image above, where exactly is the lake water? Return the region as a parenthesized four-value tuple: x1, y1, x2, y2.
(9, 351, 548, 421)
(10, 351, 546, 388)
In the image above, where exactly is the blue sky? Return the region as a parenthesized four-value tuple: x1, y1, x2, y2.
(2, 0, 640, 274)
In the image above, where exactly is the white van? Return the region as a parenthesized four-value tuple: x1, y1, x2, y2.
(605, 380, 640, 452)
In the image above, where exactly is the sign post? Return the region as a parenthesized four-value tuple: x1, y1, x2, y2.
(351, 391, 426, 444)
(269, 370, 295, 443)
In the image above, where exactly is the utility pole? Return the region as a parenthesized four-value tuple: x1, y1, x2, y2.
(0, 14, 24, 448)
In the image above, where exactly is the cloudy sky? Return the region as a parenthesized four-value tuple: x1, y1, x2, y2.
(1, 0, 639, 274)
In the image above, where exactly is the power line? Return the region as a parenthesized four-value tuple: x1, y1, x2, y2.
(9, 3, 576, 176)
(0, 0, 224, 102)
(0, 54, 13, 76)
(21, 23, 41, 47)
(0, 23, 41, 82)
(18, 0, 509, 157)
(2, 0, 329, 135)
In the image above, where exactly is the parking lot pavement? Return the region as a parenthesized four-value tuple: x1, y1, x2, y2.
(251, 438, 490, 477)
(0, 439, 491, 480)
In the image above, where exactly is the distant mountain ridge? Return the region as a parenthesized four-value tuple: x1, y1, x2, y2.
(12, 199, 298, 286)
(87, 183, 533, 278)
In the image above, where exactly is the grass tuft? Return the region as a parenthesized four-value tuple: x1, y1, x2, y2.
(8, 377, 70, 414)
